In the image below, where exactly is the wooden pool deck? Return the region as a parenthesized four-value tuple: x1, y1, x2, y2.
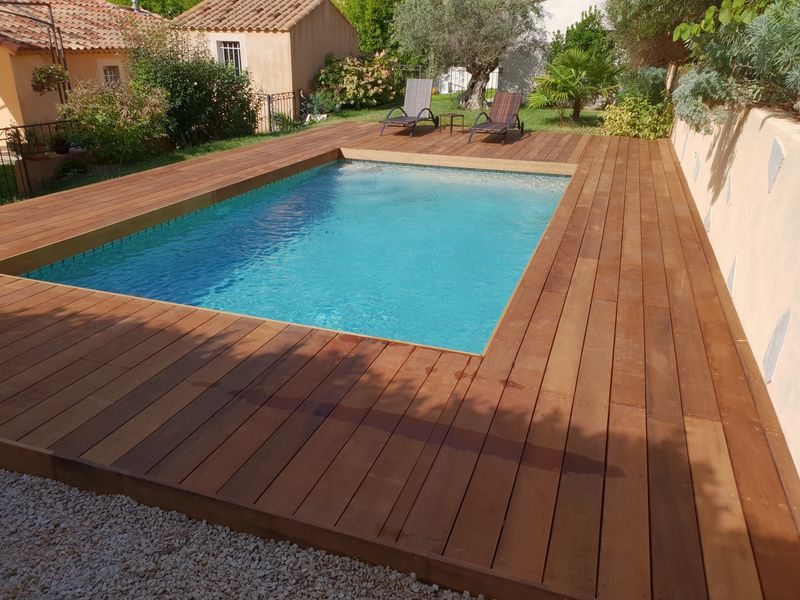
(1, 121, 799, 600)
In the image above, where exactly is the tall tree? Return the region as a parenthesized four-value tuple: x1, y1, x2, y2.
(335, 0, 400, 54)
(547, 6, 613, 60)
(393, 0, 545, 109)
(604, 0, 715, 66)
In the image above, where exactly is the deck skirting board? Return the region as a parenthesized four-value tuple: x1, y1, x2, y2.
(0, 437, 583, 600)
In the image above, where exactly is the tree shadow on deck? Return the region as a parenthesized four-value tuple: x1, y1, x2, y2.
(1, 277, 799, 599)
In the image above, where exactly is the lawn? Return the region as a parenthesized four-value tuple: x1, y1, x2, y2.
(18, 94, 603, 199)
(328, 93, 604, 135)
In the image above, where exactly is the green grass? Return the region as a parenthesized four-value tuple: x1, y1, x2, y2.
(325, 93, 605, 135)
(19, 94, 603, 200)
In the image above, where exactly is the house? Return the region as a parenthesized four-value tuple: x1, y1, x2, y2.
(0, 0, 160, 128)
(174, 0, 359, 96)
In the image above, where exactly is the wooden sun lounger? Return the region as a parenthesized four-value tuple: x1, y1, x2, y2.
(379, 79, 438, 136)
(468, 91, 524, 144)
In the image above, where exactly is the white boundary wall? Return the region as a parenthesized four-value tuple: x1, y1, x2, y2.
(672, 107, 800, 466)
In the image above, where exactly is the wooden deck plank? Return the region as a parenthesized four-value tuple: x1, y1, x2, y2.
(257, 343, 417, 516)
(293, 347, 443, 526)
(0, 125, 797, 600)
(50, 319, 278, 458)
(638, 139, 708, 600)
(117, 330, 347, 480)
(323, 352, 470, 538)
(596, 137, 651, 600)
(162, 338, 387, 489)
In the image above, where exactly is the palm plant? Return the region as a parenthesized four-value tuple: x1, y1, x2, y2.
(530, 48, 623, 121)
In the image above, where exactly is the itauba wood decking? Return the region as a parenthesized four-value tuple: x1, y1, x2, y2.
(1, 121, 799, 600)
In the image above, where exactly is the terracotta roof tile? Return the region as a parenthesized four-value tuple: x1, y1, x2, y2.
(0, 0, 161, 52)
(174, 0, 324, 32)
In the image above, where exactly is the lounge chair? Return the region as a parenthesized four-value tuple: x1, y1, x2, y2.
(379, 79, 438, 136)
(468, 91, 525, 144)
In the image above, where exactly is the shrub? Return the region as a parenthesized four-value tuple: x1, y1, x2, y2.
(270, 112, 305, 133)
(671, 1, 800, 132)
(617, 67, 668, 104)
(530, 49, 623, 121)
(58, 80, 167, 162)
(603, 96, 674, 138)
(128, 25, 258, 145)
(671, 68, 740, 133)
(306, 89, 341, 114)
(31, 64, 70, 94)
(313, 52, 399, 108)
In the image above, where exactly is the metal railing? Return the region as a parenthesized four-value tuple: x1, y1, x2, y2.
(256, 91, 308, 134)
(0, 120, 75, 202)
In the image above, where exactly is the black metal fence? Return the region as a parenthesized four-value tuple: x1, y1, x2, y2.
(0, 120, 75, 203)
(256, 91, 308, 134)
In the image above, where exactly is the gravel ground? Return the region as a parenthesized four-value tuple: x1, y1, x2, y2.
(0, 469, 484, 600)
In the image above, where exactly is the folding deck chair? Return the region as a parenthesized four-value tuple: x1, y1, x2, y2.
(379, 79, 438, 136)
(467, 91, 525, 144)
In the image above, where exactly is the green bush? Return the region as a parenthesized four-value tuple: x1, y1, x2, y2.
(58, 81, 167, 162)
(530, 48, 622, 121)
(603, 96, 673, 138)
(617, 67, 668, 104)
(307, 89, 341, 114)
(672, 68, 737, 133)
(128, 25, 258, 145)
(270, 112, 304, 133)
(313, 51, 399, 108)
(671, 1, 800, 132)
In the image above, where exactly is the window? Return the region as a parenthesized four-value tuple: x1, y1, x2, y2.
(102, 65, 121, 85)
(217, 41, 242, 74)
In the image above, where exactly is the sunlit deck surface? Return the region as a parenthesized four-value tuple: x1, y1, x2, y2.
(1, 121, 799, 600)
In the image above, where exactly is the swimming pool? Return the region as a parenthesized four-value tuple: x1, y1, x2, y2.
(28, 161, 568, 353)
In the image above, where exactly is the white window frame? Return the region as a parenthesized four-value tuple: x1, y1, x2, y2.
(217, 40, 243, 74)
(207, 32, 247, 74)
(96, 59, 125, 85)
(102, 65, 122, 85)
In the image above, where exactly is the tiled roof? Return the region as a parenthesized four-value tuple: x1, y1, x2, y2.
(0, 0, 161, 52)
(174, 0, 325, 32)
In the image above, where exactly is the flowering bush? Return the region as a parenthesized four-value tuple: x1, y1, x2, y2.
(128, 24, 258, 145)
(603, 96, 673, 139)
(58, 81, 167, 162)
(313, 52, 400, 108)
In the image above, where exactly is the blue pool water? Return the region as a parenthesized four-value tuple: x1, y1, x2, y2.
(29, 161, 567, 353)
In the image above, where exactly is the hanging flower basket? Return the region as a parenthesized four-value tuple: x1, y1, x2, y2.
(31, 64, 70, 94)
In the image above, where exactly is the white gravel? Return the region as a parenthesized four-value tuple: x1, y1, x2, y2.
(0, 469, 484, 600)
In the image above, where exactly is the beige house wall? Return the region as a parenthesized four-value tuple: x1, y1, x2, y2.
(288, 0, 358, 91)
(672, 108, 800, 467)
(200, 30, 293, 94)
(0, 46, 23, 129)
(0, 49, 128, 127)
(197, 0, 357, 96)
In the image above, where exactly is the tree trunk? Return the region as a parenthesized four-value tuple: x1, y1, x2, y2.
(460, 65, 495, 110)
(571, 98, 582, 121)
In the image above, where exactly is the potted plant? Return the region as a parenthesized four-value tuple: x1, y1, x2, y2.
(31, 64, 70, 95)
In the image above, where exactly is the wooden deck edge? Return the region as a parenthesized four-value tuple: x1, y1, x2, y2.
(0, 150, 343, 276)
(666, 140, 800, 532)
(340, 148, 577, 176)
(0, 437, 585, 600)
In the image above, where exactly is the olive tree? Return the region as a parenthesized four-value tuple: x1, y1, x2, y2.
(392, 0, 545, 109)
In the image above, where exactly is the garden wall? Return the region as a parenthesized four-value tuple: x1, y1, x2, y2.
(671, 107, 800, 467)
